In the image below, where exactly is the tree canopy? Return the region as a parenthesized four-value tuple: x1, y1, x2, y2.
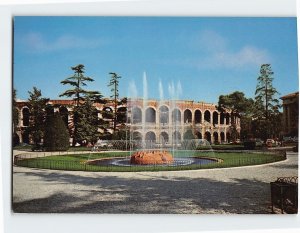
(217, 91, 254, 140)
(60, 64, 103, 106)
(27, 87, 49, 145)
(60, 64, 105, 145)
(44, 113, 70, 151)
(217, 91, 254, 116)
(253, 64, 281, 140)
(254, 64, 280, 120)
(73, 98, 101, 144)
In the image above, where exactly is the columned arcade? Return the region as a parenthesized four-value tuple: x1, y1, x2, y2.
(15, 99, 241, 145)
(126, 99, 240, 145)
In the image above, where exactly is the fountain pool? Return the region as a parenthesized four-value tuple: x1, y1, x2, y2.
(87, 155, 217, 167)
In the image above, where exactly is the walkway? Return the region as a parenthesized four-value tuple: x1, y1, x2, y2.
(12, 151, 298, 214)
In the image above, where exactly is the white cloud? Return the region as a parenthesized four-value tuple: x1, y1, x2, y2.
(22, 32, 103, 52)
(210, 46, 271, 68)
(194, 30, 271, 69)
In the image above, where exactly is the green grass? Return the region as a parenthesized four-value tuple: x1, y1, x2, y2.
(196, 144, 245, 150)
(14, 150, 286, 172)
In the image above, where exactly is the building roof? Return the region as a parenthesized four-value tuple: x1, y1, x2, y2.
(280, 92, 299, 100)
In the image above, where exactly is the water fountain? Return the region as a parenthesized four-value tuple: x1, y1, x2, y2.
(126, 72, 213, 166)
(89, 72, 216, 168)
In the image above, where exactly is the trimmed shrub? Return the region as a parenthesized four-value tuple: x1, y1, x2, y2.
(44, 113, 70, 151)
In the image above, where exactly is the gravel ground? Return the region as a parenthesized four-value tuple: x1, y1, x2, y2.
(12, 151, 298, 214)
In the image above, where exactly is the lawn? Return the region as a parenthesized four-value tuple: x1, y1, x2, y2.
(14, 150, 286, 172)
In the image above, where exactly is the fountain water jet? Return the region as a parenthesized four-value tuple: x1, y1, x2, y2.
(125, 73, 213, 165)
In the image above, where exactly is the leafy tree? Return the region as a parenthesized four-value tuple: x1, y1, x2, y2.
(218, 91, 253, 116)
(73, 98, 101, 145)
(44, 113, 70, 151)
(27, 87, 49, 146)
(13, 89, 20, 145)
(217, 91, 254, 140)
(253, 64, 281, 139)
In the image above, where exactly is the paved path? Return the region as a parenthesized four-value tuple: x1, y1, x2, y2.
(12, 152, 298, 214)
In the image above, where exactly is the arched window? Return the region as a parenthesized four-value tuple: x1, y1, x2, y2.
(172, 108, 181, 123)
(220, 112, 225, 124)
(195, 110, 202, 124)
(184, 109, 192, 123)
(220, 132, 225, 142)
(132, 107, 142, 124)
(160, 132, 169, 143)
(103, 107, 113, 119)
(145, 131, 156, 141)
(145, 107, 156, 123)
(204, 110, 211, 123)
(213, 111, 218, 125)
(159, 106, 169, 124)
(117, 107, 127, 123)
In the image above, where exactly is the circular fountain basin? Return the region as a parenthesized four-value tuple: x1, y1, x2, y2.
(88, 157, 217, 167)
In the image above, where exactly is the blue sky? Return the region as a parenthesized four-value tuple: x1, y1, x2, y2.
(14, 17, 298, 104)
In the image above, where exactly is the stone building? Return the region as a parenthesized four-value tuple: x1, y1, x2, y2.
(281, 92, 299, 137)
(15, 98, 240, 145)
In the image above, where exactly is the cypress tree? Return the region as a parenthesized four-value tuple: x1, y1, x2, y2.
(27, 87, 49, 146)
(44, 113, 70, 151)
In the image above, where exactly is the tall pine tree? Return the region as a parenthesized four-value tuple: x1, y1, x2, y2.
(108, 72, 127, 136)
(108, 72, 121, 134)
(60, 64, 102, 106)
(253, 64, 281, 139)
(60, 64, 104, 146)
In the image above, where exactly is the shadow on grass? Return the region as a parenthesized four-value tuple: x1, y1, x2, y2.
(13, 170, 272, 214)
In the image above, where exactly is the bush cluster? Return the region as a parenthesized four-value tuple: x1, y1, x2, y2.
(44, 113, 70, 151)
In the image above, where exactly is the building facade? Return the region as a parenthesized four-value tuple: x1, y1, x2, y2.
(281, 92, 299, 137)
(15, 98, 241, 145)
